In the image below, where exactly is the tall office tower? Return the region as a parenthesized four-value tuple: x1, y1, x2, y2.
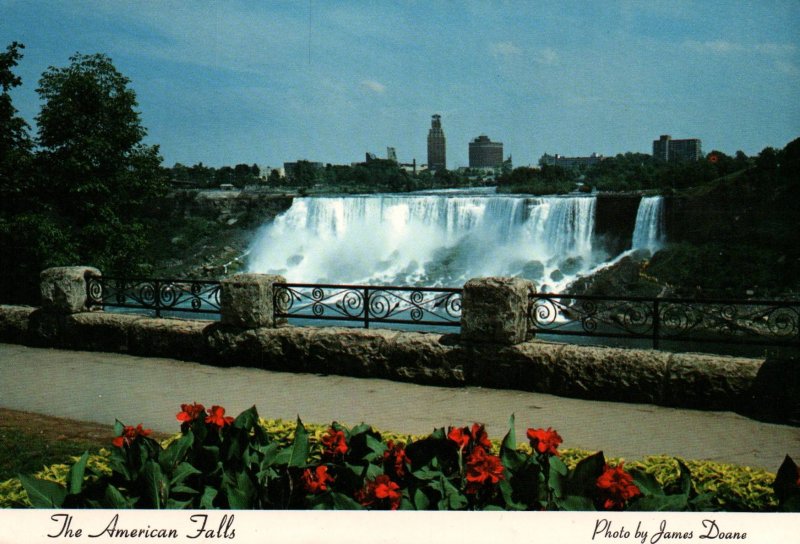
(427, 114, 447, 171)
(387, 147, 397, 162)
(653, 135, 703, 162)
(468, 135, 504, 168)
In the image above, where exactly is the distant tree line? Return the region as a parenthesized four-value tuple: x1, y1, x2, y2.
(0, 43, 167, 304)
(168, 162, 265, 188)
(495, 145, 795, 195)
(167, 157, 480, 193)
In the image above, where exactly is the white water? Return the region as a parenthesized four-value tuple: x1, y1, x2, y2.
(631, 196, 665, 252)
(246, 192, 604, 290)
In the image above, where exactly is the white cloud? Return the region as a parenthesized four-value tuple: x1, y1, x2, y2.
(535, 47, 559, 65)
(683, 40, 797, 56)
(775, 60, 800, 76)
(490, 41, 522, 58)
(360, 79, 386, 93)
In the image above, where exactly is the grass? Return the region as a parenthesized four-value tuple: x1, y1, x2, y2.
(0, 409, 168, 482)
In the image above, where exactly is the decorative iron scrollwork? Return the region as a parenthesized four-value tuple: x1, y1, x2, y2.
(273, 283, 462, 327)
(85, 276, 221, 317)
(529, 293, 800, 348)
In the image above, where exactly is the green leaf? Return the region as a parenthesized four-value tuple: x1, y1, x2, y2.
(170, 485, 199, 495)
(103, 484, 136, 509)
(628, 494, 689, 512)
(502, 414, 516, 449)
(276, 417, 309, 468)
(780, 494, 800, 513)
(412, 467, 444, 481)
(349, 423, 372, 437)
(568, 451, 605, 494)
(630, 469, 665, 497)
(19, 474, 67, 508)
(142, 460, 169, 509)
(159, 430, 194, 471)
(166, 497, 194, 509)
(365, 434, 388, 457)
(440, 476, 467, 510)
(413, 488, 431, 510)
(498, 479, 527, 511)
(677, 460, 693, 497)
(170, 462, 202, 488)
(500, 414, 527, 471)
(556, 495, 595, 511)
(364, 462, 383, 480)
(67, 451, 90, 495)
(113, 419, 124, 437)
(223, 470, 256, 509)
(331, 492, 364, 510)
(234, 405, 260, 431)
(199, 486, 218, 509)
(548, 461, 566, 500)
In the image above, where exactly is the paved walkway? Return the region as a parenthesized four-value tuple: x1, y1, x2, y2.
(1, 343, 798, 470)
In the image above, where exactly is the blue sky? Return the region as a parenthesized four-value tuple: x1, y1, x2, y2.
(3, 1, 799, 169)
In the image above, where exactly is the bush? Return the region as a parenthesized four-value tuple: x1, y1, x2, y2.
(1, 405, 792, 511)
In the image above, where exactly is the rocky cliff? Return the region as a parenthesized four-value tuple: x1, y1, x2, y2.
(149, 190, 294, 278)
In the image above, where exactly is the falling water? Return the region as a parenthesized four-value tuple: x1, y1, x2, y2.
(246, 192, 601, 289)
(631, 196, 665, 252)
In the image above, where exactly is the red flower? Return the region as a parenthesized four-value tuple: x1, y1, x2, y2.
(596, 463, 641, 510)
(448, 426, 470, 450)
(205, 405, 234, 428)
(356, 475, 402, 510)
(447, 423, 492, 452)
(526, 427, 563, 456)
(470, 423, 492, 451)
(302, 465, 334, 494)
(465, 447, 505, 493)
(112, 424, 152, 448)
(177, 402, 205, 424)
(321, 428, 348, 458)
(383, 440, 409, 479)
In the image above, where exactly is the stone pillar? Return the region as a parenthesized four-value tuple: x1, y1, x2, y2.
(219, 273, 286, 328)
(34, 266, 101, 345)
(40, 266, 102, 314)
(461, 277, 535, 345)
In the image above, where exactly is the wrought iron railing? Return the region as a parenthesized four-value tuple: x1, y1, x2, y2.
(83, 275, 800, 349)
(528, 293, 800, 349)
(273, 283, 462, 328)
(86, 276, 221, 318)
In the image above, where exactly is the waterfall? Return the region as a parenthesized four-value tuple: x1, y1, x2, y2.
(246, 192, 599, 288)
(631, 196, 665, 252)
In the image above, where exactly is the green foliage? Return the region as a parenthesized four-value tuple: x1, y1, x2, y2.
(2, 406, 789, 511)
(34, 52, 167, 271)
(0, 46, 168, 303)
(497, 165, 577, 195)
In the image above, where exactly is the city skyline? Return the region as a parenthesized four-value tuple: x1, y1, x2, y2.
(2, 1, 799, 168)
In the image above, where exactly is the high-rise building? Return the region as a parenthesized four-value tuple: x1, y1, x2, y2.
(468, 135, 504, 168)
(427, 114, 446, 171)
(539, 152, 604, 170)
(652, 135, 703, 162)
(387, 147, 397, 162)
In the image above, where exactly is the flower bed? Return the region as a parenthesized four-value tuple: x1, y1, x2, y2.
(1, 404, 797, 511)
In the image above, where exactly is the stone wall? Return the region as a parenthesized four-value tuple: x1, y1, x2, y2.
(0, 304, 789, 420)
(0, 268, 792, 422)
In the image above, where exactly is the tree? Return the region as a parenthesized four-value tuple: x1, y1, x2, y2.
(0, 42, 33, 213)
(34, 52, 166, 274)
